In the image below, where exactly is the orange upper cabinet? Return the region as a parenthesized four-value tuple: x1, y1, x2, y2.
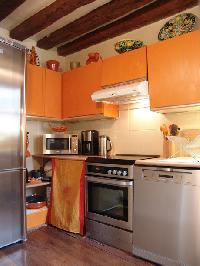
(26, 64, 62, 119)
(147, 30, 200, 110)
(26, 64, 45, 117)
(101, 46, 147, 87)
(62, 62, 118, 119)
(44, 69, 62, 119)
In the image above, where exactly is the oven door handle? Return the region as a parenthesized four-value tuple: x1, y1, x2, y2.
(86, 175, 133, 187)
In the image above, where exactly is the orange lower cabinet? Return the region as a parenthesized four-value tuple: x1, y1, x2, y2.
(26, 207, 48, 230)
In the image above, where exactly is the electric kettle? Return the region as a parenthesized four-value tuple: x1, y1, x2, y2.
(99, 135, 112, 157)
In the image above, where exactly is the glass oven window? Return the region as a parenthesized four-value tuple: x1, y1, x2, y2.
(88, 181, 128, 221)
(46, 138, 69, 150)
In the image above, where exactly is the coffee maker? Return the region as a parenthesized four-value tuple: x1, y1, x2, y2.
(81, 130, 99, 155)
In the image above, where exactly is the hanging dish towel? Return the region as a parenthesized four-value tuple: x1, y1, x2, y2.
(48, 159, 85, 235)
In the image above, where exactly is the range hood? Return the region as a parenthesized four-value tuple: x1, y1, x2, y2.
(91, 79, 149, 105)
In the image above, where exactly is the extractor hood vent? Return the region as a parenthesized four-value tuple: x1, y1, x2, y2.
(91, 79, 149, 105)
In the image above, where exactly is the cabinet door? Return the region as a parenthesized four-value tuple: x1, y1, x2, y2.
(44, 69, 62, 119)
(101, 46, 147, 87)
(26, 64, 45, 116)
(148, 30, 200, 109)
(62, 62, 104, 118)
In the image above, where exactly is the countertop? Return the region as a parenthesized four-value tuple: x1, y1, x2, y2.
(32, 154, 88, 161)
(135, 157, 200, 169)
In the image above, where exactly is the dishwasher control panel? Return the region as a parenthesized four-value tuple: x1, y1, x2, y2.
(138, 167, 200, 186)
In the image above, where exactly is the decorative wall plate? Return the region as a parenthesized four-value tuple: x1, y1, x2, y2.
(114, 39, 143, 54)
(158, 13, 197, 41)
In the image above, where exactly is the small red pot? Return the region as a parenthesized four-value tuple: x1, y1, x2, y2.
(46, 60, 59, 71)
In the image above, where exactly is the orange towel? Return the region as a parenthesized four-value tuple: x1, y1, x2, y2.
(48, 159, 85, 234)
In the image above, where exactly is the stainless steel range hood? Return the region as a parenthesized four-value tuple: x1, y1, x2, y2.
(91, 79, 149, 105)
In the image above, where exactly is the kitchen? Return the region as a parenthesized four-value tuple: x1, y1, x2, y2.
(0, 1, 200, 266)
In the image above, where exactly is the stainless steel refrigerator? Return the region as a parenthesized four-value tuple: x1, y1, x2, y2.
(0, 37, 26, 247)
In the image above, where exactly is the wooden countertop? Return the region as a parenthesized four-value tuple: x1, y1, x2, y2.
(135, 157, 200, 169)
(32, 154, 88, 161)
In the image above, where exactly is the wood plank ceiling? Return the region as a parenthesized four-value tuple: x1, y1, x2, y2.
(0, 0, 198, 56)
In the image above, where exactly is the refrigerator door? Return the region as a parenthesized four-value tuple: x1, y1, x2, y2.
(0, 41, 25, 170)
(0, 169, 26, 247)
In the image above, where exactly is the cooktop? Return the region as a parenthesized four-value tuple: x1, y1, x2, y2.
(86, 154, 159, 165)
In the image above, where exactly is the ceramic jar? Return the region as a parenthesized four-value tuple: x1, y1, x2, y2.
(86, 52, 102, 64)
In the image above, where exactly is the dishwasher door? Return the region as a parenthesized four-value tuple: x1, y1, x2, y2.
(133, 168, 195, 266)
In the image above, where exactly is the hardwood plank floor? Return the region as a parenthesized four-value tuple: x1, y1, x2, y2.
(0, 226, 155, 266)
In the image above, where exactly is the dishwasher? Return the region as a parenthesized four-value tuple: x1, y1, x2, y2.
(133, 166, 200, 266)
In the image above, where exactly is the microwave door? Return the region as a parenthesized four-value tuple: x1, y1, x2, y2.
(45, 137, 69, 154)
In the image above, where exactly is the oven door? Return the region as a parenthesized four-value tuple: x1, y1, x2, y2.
(86, 175, 133, 231)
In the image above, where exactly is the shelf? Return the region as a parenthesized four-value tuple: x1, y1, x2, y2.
(26, 181, 51, 188)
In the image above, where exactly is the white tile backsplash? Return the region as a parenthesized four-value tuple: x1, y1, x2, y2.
(129, 107, 164, 131)
(26, 108, 200, 170)
(26, 120, 52, 171)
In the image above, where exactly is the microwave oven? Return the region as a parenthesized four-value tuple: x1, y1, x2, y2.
(43, 134, 78, 155)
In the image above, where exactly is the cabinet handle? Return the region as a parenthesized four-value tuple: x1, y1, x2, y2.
(159, 174, 173, 179)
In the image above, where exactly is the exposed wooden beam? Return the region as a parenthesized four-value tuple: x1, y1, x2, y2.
(10, 0, 95, 41)
(57, 0, 198, 56)
(37, 0, 154, 49)
(0, 0, 25, 22)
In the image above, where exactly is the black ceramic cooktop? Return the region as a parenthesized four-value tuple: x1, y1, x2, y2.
(86, 154, 159, 165)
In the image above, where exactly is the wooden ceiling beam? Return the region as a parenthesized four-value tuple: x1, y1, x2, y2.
(57, 0, 198, 56)
(10, 0, 95, 41)
(0, 0, 25, 22)
(37, 0, 155, 49)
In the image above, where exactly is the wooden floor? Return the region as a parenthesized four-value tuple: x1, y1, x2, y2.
(0, 226, 154, 266)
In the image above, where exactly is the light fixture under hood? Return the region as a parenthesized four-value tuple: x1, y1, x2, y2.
(91, 79, 149, 105)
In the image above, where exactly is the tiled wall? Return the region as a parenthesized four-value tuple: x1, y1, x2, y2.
(26, 119, 55, 170)
(26, 107, 200, 170)
(66, 106, 200, 156)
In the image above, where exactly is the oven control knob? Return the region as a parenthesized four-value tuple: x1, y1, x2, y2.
(113, 170, 117, 175)
(117, 170, 122, 176)
(107, 170, 112, 175)
(123, 171, 128, 176)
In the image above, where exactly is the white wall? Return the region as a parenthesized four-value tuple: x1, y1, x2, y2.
(64, 106, 200, 157)
(65, 6, 199, 69)
(0, 27, 66, 70)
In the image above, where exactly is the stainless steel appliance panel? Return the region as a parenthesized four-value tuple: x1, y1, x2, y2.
(133, 167, 200, 266)
(0, 42, 25, 170)
(0, 169, 26, 247)
(178, 173, 200, 266)
(86, 175, 133, 231)
(43, 133, 78, 155)
(86, 219, 133, 252)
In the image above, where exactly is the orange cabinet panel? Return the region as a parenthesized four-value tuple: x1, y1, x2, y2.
(44, 69, 62, 119)
(101, 46, 147, 87)
(26, 64, 45, 116)
(147, 30, 200, 109)
(62, 62, 118, 119)
(26, 207, 48, 230)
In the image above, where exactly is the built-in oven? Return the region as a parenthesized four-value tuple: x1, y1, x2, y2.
(86, 175, 133, 231)
(85, 156, 140, 252)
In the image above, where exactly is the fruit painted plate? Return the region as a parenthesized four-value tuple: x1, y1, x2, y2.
(158, 13, 197, 41)
(114, 39, 143, 54)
